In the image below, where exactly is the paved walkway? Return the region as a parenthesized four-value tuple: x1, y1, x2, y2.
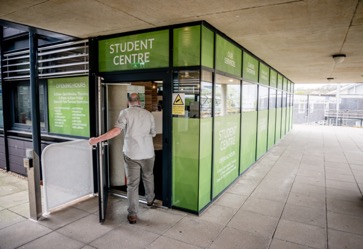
(1, 125, 363, 249)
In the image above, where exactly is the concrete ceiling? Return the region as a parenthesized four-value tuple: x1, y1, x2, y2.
(1, 0, 362, 84)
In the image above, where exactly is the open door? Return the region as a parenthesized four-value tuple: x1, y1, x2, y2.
(97, 77, 109, 223)
(106, 82, 164, 202)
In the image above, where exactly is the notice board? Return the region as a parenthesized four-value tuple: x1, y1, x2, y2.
(48, 76, 90, 137)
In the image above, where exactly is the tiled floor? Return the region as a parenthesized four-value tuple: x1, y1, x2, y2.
(1, 124, 363, 249)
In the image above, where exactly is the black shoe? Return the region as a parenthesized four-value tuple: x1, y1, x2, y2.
(147, 198, 155, 207)
(127, 215, 137, 224)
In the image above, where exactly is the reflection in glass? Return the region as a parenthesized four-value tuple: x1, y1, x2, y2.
(14, 83, 45, 127)
(258, 85, 269, 111)
(276, 90, 283, 108)
(215, 74, 240, 117)
(242, 82, 257, 112)
(0, 84, 3, 128)
(200, 71, 212, 118)
(173, 70, 200, 118)
(269, 89, 277, 109)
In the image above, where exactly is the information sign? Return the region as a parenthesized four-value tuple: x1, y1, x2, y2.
(48, 76, 90, 137)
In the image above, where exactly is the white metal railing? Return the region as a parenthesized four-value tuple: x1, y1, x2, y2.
(41, 140, 93, 214)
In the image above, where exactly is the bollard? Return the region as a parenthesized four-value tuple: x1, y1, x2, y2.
(24, 148, 42, 221)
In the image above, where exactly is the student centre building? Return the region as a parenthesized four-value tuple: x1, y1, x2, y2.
(0, 21, 294, 217)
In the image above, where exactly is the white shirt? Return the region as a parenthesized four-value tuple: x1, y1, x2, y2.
(114, 105, 156, 160)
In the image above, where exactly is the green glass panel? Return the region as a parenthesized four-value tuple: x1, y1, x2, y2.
(216, 35, 242, 77)
(99, 30, 169, 72)
(172, 118, 199, 211)
(277, 74, 283, 90)
(213, 114, 240, 197)
(259, 63, 269, 85)
(202, 26, 214, 68)
(48, 76, 90, 137)
(240, 111, 257, 173)
(281, 107, 287, 136)
(290, 105, 294, 130)
(199, 118, 212, 210)
(268, 108, 276, 149)
(286, 106, 291, 132)
(283, 78, 288, 91)
(270, 70, 277, 88)
(257, 110, 268, 159)
(173, 26, 201, 67)
(243, 52, 259, 82)
(275, 108, 282, 141)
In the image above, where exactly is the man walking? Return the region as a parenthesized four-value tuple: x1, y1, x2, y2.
(89, 93, 156, 224)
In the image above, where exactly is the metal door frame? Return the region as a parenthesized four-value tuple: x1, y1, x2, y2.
(96, 70, 172, 223)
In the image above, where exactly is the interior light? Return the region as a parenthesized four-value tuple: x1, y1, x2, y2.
(332, 54, 346, 63)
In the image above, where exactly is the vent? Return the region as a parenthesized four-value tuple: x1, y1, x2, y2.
(2, 40, 89, 80)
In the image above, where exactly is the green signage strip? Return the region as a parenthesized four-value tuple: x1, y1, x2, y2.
(173, 26, 200, 67)
(99, 30, 169, 72)
(270, 69, 277, 88)
(259, 63, 269, 85)
(216, 35, 242, 77)
(48, 76, 90, 137)
(243, 52, 259, 82)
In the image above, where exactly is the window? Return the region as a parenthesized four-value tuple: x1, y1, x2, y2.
(242, 82, 257, 112)
(14, 82, 46, 129)
(173, 70, 200, 118)
(276, 90, 282, 108)
(0, 84, 3, 128)
(298, 101, 306, 114)
(215, 74, 240, 117)
(258, 85, 269, 110)
(269, 89, 277, 109)
(200, 71, 213, 118)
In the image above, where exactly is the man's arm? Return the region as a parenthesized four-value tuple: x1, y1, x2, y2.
(89, 127, 121, 145)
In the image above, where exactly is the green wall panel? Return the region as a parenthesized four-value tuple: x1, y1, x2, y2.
(281, 107, 287, 136)
(268, 108, 276, 149)
(241, 111, 257, 173)
(270, 70, 277, 88)
(257, 110, 268, 159)
(173, 26, 201, 67)
(277, 74, 283, 90)
(216, 35, 242, 77)
(275, 108, 282, 142)
(199, 118, 212, 210)
(213, 114, 240, 198)
(172, 118, 200, 211)
(290, 106, 293, 130)
(286, 106, 291, 132)
(202, 26, 214, 68)
(243, 52, 259, 82)
(259, 63, 269, 86)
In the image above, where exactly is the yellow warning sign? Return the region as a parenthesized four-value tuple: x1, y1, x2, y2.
(173, 94, 184, 105)
(172, 93, 185, 115)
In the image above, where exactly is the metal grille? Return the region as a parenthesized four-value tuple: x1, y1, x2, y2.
(2, 40, 88, 80)
(2, 49, 30, 80)
(38, 40, 88, 78)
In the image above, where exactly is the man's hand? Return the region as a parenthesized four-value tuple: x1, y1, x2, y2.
(89, 137, 98, 145)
